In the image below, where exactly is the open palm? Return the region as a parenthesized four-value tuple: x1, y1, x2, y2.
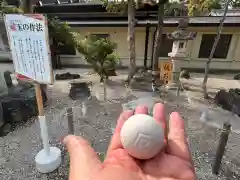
(64, 103, 197, 180)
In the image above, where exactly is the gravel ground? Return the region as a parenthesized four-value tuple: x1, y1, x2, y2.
(0, 67, 240, 179)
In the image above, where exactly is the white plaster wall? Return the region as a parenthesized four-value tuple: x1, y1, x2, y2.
(1, 25, 240, 71)
(61, 27, 240, 70)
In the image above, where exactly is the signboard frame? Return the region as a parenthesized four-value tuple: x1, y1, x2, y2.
(4, 13, 54, 85)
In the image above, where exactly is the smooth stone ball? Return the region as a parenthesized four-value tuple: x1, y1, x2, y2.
(120, 114, 164, 159)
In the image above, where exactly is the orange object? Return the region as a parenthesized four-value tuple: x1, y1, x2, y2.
(159, 61, 173, 85)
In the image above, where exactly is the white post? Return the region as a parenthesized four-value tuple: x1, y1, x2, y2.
(38, 116, 50, 155)
(34, 84, 61, 174)
(35, 115, 61, 173)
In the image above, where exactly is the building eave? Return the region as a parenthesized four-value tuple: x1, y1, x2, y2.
(32, 2, 240, 26)
(34, 2, 159, 13)
(42, 12, 240, 26)
(66, 16, 240, 27)
(67, 20, 240, 27)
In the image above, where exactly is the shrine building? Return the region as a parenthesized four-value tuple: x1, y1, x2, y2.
(1, 1, 240, 72)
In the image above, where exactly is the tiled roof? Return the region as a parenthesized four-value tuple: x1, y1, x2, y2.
(67, 16, 240, 27)
(7, 0, 105, 5)
(4, 1, 240, 26)
(164, 16, 240, 24)
(210, 9, 240, 16)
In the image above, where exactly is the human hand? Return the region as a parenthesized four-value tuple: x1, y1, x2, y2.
(64, 103, 197, 180)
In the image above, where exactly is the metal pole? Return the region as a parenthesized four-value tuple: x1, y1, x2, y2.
(66, 108, 74, 135)
(212, 122, 231, 175)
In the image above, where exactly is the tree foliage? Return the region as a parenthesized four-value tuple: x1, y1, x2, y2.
(188, 0, 222, 16)
(1, 6, 23, 14)
(102, 0, 189, 16)
(0, 1, 75, 55)
(74, 34, 119, 82)
(164, 1, 187, 16)
(229, 0, 240, 8)
(101, 0, 128, 13)
(47, 17, 75, 48)
(101, 0, 157, 13)
(0, 0, 23, 15)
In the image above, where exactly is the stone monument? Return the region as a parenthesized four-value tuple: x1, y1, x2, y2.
(166, 18, 197, 89)
(0, 72, 8, 97)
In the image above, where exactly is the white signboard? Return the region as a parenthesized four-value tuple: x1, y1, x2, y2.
(4, 14, 53, 84)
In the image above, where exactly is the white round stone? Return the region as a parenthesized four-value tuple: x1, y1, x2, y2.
(35, 147, 62, 173)
(120, 114, 164, 159)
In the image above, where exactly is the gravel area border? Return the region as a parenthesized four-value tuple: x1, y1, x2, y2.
(0, 68, 240, 180)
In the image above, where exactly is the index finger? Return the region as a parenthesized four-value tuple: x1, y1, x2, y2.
(153, 103, 167, 142)
(153, 103, 166, 129)
(167, 112, 192, 162)
(63, 135, 101, 180)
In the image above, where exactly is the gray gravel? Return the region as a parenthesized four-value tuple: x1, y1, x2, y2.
(0, 68, 240, 180)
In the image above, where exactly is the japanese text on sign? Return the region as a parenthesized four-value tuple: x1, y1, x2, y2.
(4, 14, 52, 84)
(160, 61, 173, 85)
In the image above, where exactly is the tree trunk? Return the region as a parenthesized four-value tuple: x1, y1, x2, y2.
(152, 4, 164, 85)
(202, 0, 230, 99)
(126, 0, 136, 86)
(50, 39, 58, 69)
(23, 0, 32, 13)
(103, 78, 107, 101)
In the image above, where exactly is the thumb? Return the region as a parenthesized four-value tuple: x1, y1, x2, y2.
(64, 135, 102, 180)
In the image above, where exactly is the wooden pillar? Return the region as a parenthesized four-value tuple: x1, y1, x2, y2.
(144, 26, 150, 69)
(150, 28, 157, 69)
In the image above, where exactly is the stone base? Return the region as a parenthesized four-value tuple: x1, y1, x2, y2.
(35, 147, 61, 173)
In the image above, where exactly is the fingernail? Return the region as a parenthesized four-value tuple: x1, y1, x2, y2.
(63, 135, 74, 145)
(62, 136, 68, 145)
(60, 137, 65, 144)
(123, 110, 134, 119)
(170, 112, 181, 119)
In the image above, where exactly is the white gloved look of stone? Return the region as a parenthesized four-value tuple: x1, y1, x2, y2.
(120, 114, 164, 159)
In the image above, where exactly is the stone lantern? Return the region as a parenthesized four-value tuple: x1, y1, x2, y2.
(166, 18, 197, 89)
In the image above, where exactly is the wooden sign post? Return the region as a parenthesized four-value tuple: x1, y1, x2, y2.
(160, 61, 173, 85)
(4, 14, 61, 173)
